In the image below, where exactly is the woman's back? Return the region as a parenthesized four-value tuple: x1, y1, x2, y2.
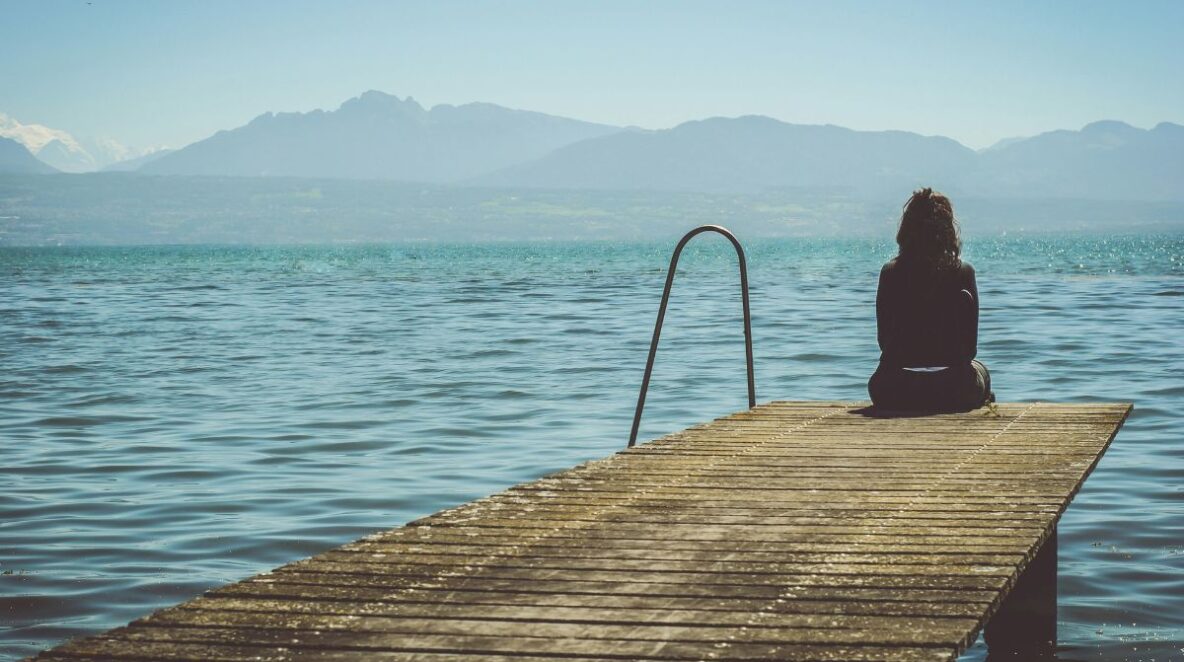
(876, 257, 978, 368)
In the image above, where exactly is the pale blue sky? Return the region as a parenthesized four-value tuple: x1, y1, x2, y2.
(2, 0, 1182, 151)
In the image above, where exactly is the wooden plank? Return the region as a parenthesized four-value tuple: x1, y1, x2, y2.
(44, 636, 958, 661)
(186, 595, 993, 618)
(32, 401, 1130, 662)
(211, 580, 1000, 606)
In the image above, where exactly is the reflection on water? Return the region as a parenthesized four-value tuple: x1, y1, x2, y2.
(1, 236, 1182, 660)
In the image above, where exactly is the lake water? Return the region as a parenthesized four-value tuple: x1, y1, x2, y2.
(2, 236, 1182, 661)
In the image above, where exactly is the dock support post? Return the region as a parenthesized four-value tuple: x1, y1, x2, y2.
(985, 527, 1057, 657)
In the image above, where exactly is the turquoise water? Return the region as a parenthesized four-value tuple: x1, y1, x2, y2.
(1, 236, 1182, 660)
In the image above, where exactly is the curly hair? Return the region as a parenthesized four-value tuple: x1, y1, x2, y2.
(895, 187, 961, 271)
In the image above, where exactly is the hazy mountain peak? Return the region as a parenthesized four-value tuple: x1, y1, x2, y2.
(245, 112, 275, 126)
(1080, 119, 1139, 136)
(1081, 119, 1134, 130)
(37, 138, 96, 171)
(339, 90, 425, 117)
(0, 135, 58, 174)
(680, 115, 784, 129)
(0, 112, 82, 154)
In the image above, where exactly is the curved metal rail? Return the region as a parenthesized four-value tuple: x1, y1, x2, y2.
(628, 225, 755, 447)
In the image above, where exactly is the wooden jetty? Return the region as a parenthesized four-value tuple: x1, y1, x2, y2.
(34, 401, 1130, 662)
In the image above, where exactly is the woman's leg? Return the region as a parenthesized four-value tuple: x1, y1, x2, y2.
(868, 365, 899, 408)
(870, 365, 930, 409)
(971, 359, 993, 403)
(945, 360, 991, 410)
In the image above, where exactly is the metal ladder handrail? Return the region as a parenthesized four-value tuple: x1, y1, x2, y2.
(628, 225, 755, 447)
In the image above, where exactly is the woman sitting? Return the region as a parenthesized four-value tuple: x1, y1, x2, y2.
(868, 188, 993, 411)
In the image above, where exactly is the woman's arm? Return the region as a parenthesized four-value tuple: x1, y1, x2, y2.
(876, 263, 895, 362)
(961, 262, 979, 361)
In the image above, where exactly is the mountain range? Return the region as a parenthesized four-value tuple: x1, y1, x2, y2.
(0, 112, 161, 173)
(481, 116, 1184, 201)
(140, 91, 620, 181)
(4, 91, 1182, 201)
(477, 115, 978, 196)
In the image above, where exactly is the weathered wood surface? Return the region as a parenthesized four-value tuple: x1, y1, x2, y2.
(33, 401, 1130, 662)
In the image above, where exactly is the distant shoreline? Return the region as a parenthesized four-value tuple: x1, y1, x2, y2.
(1, 174, 1181, 246)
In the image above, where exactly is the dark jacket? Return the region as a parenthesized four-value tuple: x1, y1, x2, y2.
(876, 257, 978, 368)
